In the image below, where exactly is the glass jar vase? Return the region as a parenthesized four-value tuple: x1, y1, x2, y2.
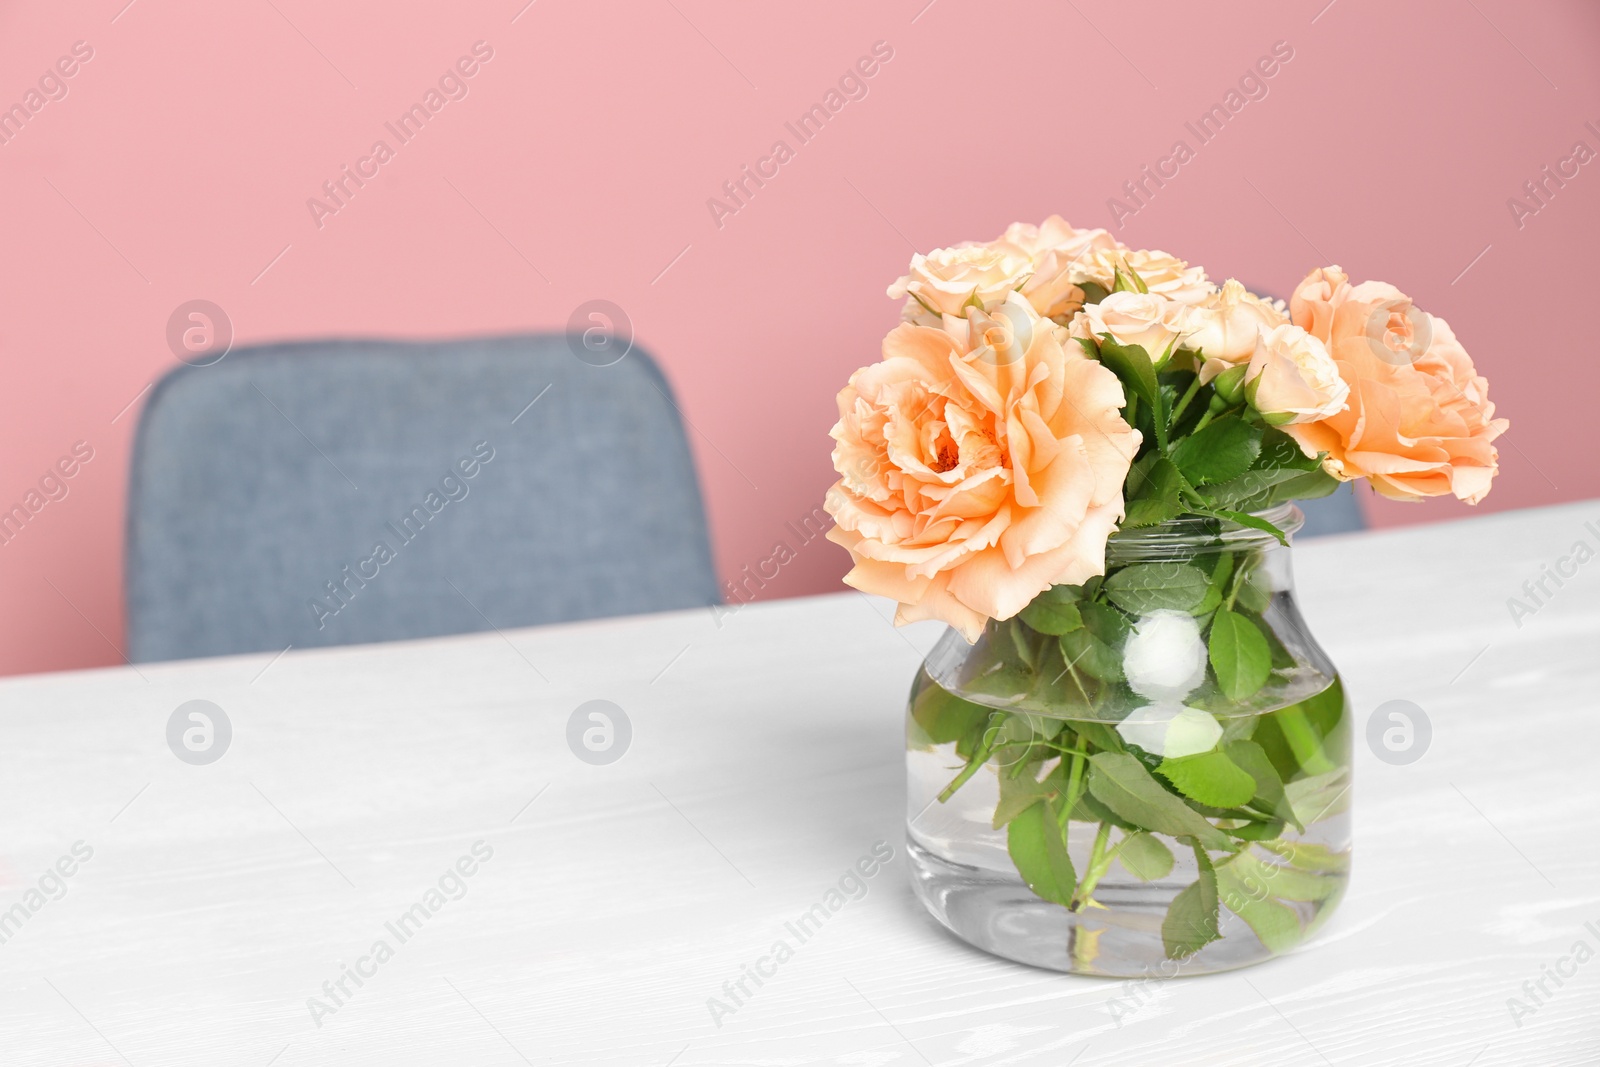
(905, 505, 1350, 977)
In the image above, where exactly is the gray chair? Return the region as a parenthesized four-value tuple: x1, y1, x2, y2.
(126, 335, 719, 663)
(1296, 481, 1366, 538)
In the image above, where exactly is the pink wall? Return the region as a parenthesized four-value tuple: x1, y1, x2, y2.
(1, 0, 1595, 676)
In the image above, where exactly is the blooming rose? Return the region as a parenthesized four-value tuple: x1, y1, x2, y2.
(1185, 279, 1288, 383)
(1068, 290, 1193, 363)
(887, 244, 1031, 324)
(1072, 246, 1214, 305)
(826, 293, 1140, 640)
(1285, 266, 1508, 503)
(991, 215, 1121, 321)
(1245, 323, 1349, 425)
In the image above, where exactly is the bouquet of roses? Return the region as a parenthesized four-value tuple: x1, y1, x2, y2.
(824, 216, 1508, 966)
(826, 215, 1505, 640)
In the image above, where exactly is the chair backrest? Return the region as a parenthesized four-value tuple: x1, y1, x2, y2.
(126, 334, 719, 662)
(1296, 481, 1366, 538)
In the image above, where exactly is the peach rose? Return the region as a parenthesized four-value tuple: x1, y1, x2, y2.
(1185, 279, 1288, 383)
(826, 293, 1141, 640)
(1285, 266, 1508, 503)
(992, 215, 1122, 321)
(1245, 323, 1349, 425)
(1068, 290, 1193, 364)
(1072, 246, 1214, 305)
(887, 244, 1031, 324)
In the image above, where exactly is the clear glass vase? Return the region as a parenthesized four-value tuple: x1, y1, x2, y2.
(905, 505, 1350, 977)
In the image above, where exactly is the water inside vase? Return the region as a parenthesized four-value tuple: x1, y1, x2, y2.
(905, 667, 1351, 978)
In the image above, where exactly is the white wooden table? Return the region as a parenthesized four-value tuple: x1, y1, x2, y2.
(2, 501, 1598, 1066)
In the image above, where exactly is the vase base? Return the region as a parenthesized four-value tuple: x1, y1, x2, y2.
(907, 835, 1291, 978)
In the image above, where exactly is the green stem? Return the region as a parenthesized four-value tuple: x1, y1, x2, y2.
(937, 717, 1002, 802)
(1055, 742, 1089, 831)
(1169, 376, 1203, 425)
(1276, 710, 1335, 776)
(1070, 821, 1115, 911)
(1221, 551, 1252, 612)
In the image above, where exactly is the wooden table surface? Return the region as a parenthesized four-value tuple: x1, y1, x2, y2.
(2, 500, 1598, 1066)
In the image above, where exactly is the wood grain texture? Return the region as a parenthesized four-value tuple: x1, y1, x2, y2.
(1, 501, 1598, 1065)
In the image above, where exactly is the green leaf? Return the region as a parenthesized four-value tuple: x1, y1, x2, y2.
(1086, 752, 1233, 850)
(1059, 629, 1123, 684)
(1253, 678, 1347, 782)
(1123, 454, 1188, 528)
(1095, 336, 1160, 418)
(1257, 839, 1350, 873)
(994, 762, 1057, 830)
(1226, 848, 1342, 903)
(1079, 602, 1131, 644)
(1162, 846, 1220, 958)
(962, 666, 1032, 705)
(1202, 468, 1314, 510)
(1008, 621, 1037, 668)
(1206, 508, 1288, 546)
(1068, 719, 1125, 754)
(1117, 831, 1174, 882)
(1233, 567, 1272, 615)
(1285, 770, 1351, 827)
(1223, 739, 1301, 831)
(1007, 799, 1077, 906)
(1020, 593, 1083, 635)
(1113, 263, 1150, 294)
(1102, 563, 1210, 615)
(1208, 609, 1272, 701)
(1169, 416, 1263, 485)
(1157, 749, 1257, 809)
(909, 682, 992, 746)
(1265, 468, 1340, 506)
(1078, 281, 1109, 305)
(1070, 787, 1138, 829)
(1217, 857, 1303, 953)
(1255, 427, 1320, 472)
